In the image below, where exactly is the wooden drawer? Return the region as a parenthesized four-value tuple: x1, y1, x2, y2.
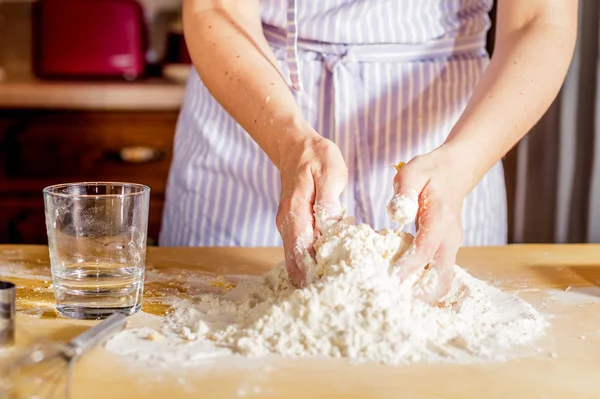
(0, 111, 177, 193)
(0, 198, 47, 244)
(0, 197, 165, 245)
(0, 110, 177, 244)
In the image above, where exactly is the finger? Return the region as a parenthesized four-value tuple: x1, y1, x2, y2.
(279, 209, 314, 288)
(388, 160, 428, 227)
(277, 179, 316, 287)
(392, 157, 428, 195)
(313, 201, 344, 235)
(387, 191, 419, 227)
(313, 165, 347, 234)
(314, 169, 346, 204)
(394, 187, 448, 282)
(416, 231, 461, 304)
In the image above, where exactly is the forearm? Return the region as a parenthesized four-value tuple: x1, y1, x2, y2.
(443, 2, 578, 192)
(183, 0, 312, 168)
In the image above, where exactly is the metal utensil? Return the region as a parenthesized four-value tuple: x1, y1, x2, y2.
(0, 281, 16, 347)
(2, 312, 127, 399)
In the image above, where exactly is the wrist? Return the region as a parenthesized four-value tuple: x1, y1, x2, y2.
(435, 140, 489, 195)
(273, 117, 320, 170)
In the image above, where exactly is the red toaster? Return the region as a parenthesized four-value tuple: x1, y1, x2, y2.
(33, 0, 147, 80)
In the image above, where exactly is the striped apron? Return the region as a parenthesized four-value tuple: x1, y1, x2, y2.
(160, 0, 507, 247)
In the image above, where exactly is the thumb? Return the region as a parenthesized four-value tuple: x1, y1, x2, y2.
(393, 185, 447, 282)
(387, 163, 426, 228)
(313, 167, 346, 234)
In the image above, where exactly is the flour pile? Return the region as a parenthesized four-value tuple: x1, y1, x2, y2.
(106, 215, 547, 366)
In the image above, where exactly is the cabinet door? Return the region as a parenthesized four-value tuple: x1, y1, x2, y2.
(0, 198, 47, 244)
(0, 110, 178, 245)
(0, 111, 177, 193)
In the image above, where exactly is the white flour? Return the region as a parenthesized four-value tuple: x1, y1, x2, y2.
(386, 189, 419, 228)
(106, 215, 547, 366)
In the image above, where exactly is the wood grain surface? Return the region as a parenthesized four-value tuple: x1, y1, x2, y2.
(1, 244, 600, 398)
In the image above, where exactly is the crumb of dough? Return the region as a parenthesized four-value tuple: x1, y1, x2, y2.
(209, 276, 236, 292)
(181, 326, 197, 341)
(145, 331, 165, 341)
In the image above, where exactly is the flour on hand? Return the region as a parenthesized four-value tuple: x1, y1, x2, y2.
(386, 189, 419, 229)
(106, 210, 547, 366)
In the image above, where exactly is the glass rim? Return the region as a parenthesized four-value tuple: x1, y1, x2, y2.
(43, 182, 151, 199)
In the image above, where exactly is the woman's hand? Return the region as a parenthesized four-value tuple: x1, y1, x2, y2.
(275, 129, 347, 287)
(389, 144, 475, 303)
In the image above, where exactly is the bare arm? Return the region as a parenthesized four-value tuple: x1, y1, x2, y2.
(183, 0, 347, 284)
(182, 0, 309, 165)
(392, 0, 578, 302)
(445, 0, 579, 190)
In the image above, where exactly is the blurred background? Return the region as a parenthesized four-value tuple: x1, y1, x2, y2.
(0, 0, 187, 245)
(0, 0, 598, 246)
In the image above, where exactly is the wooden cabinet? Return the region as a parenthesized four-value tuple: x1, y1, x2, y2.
(0, 110, 178, 245)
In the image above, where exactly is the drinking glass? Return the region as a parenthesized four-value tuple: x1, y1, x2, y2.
(43, 182, 150, 319)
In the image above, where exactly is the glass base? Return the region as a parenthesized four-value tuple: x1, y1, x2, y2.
(56, 303, 141, 320)
(52, 265, 144, 320)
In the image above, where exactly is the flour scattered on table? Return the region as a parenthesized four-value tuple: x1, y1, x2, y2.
(545, 286, 600, 305)
(106, 213, 547, 366)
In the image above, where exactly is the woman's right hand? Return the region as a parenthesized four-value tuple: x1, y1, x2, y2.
(275, 129, 347, 287)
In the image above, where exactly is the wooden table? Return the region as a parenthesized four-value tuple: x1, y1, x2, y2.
(1, 244, 600, 398)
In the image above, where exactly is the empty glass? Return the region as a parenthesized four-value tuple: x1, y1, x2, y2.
(43, 182, 150, 319)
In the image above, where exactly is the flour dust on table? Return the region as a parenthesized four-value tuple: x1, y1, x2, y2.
(105, 211, 548, 366)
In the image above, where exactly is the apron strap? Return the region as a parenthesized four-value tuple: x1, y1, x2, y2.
(286, 0, 302, 91)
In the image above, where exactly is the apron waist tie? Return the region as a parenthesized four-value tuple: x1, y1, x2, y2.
(265, 23, 488, 90)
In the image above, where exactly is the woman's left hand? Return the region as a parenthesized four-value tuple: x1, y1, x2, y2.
(388, 144, 475, 303)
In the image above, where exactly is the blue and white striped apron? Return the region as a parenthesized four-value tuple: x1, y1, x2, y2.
(160, 0, 508, 247)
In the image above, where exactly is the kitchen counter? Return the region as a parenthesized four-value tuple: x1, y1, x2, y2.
(0, 78, 186, 111)
(2, 244, 600, 398)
